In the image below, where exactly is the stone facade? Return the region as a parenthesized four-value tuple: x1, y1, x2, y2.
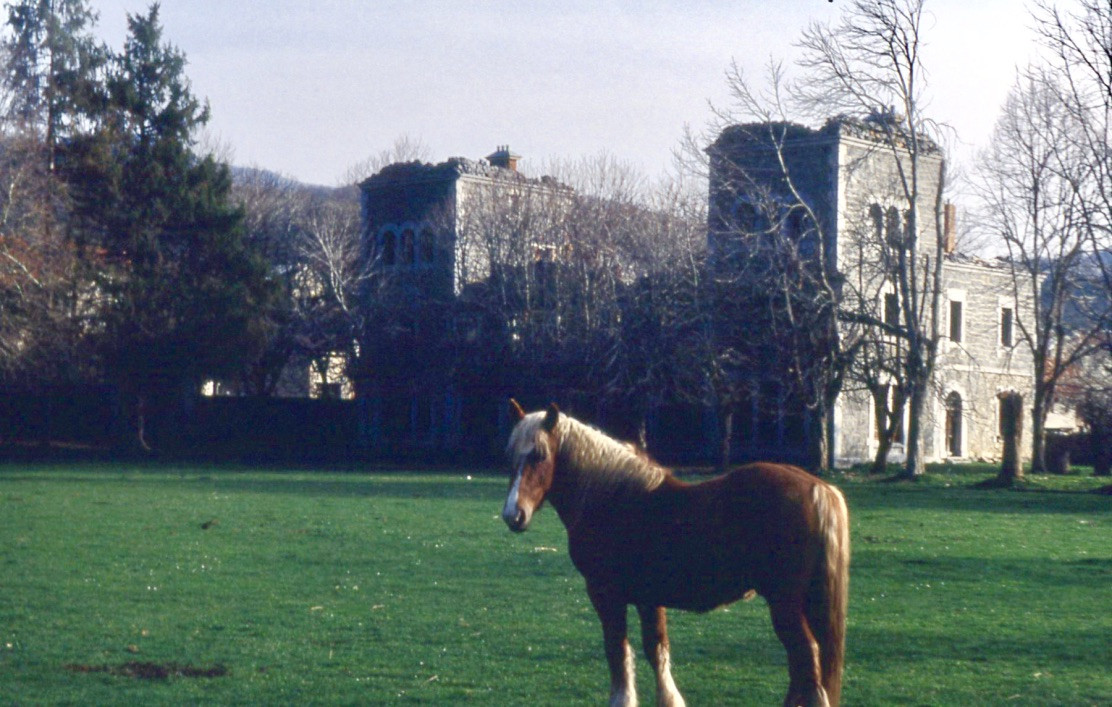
(710, 118, 1035, 466)
(360, 152, 571, 300)
(356, 149, 571, 458)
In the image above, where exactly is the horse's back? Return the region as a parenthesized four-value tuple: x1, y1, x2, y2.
(571, 463, 822, 610)
(672, 462, 826, 524)
(662, 463, 830, 603)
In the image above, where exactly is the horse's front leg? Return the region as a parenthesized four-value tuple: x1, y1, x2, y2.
(588, 585, 637, 707)
(637, 605, 685, 707)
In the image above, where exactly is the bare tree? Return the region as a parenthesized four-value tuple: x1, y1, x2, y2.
(611, 175, 707, 448)
(292, 190, 365, 393)
(232, 167, 366, 397)
(0, 0, 105, 384)
(800, 0, 949, 478)
(974, 68, 1110, 475)
(704, 122, 865, 473)
(230, 167, 302, 394)
(688, 0, 948, 476)
(0, 131, 84, 383)
(342, 134, 432, 186)
(428, 154, 711, 451)
(1033, 0, 1111, 243)
(1032, 1, 1112, 402)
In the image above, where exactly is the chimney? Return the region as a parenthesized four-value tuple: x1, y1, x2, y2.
(487, 145, 521, 172)
(943, 202, 957, 254)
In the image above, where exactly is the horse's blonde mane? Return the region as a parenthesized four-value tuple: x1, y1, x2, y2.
(509, 410, 668, 493)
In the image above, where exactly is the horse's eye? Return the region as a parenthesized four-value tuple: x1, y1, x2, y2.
(526, 449, 544, 464)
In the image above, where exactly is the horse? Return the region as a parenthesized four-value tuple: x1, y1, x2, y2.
(501, 401, 849, 707)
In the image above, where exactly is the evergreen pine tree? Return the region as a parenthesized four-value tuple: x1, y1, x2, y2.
(67, 5, 277, 450)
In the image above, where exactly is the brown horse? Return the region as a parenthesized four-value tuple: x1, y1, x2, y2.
(501, 401, 849, 707)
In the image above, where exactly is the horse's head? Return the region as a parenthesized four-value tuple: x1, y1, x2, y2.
(502, 399, 560, 533)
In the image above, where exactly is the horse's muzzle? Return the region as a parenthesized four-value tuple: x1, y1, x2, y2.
(503, 507, 529, 532)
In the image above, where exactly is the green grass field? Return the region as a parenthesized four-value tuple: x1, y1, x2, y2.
(1, 463, 1109, 705)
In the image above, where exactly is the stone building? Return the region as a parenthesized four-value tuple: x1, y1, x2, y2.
(708, 117, 1035, 466)
(355, 127, 1034, 466)
(355, 147, 571, 457)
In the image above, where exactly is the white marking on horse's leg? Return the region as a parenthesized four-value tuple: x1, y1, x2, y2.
(609, 640, 638, 707)
(814, 684, 831, 707)
(653, 644, 685, 707)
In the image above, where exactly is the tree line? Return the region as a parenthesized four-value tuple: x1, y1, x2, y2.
(0, 2, 280, 450)
(1, 1, 1109, 476)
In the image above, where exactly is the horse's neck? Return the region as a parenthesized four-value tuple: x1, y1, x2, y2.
(548, 429, 661, 527)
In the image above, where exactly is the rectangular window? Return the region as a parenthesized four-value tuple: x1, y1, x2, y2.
(884, 292, 899, 327)
(949, 300, 963, 342)
(1000, 307, 1014, 347)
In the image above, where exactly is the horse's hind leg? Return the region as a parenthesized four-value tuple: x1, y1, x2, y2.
(768, 598, 830, 707)
(588, 586, 637, 707)
(636, 605, 685, 707)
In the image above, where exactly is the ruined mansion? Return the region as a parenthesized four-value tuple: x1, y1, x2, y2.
(354, 129, 1034, 467)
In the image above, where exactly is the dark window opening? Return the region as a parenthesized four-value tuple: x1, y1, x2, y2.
(382, 231, 396, 266)
(401, 229, 415, 265)
(869, 204, 884, 242)
(885, 207, 903, 246)
(949, 300, 963, 343)
(1001, 307, 1014, 347)
(419, 229, 435, 263)
(945, 392, 963, 457)
(884, 292, 899, 328)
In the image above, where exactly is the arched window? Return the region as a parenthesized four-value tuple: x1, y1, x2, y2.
(785, 208, 818, 257)
(382, 231, 396, 266)
(419, 228, 435, 264)
(945, 392, 963, 457)
(869, 204, 884, 242)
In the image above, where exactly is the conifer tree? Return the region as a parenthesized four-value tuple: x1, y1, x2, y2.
(4, 0, 105, 169)
(68, 5, 277, 450)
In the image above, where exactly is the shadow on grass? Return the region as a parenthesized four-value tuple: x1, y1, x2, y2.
(0, 463, 507, 503)
(841, 477, 1112, 515)
(65, 662, 228, 680)
(2, 461, 1108, 511)
(850, 550, 1112, 591)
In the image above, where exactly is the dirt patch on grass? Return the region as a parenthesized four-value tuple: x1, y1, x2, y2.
(65, 661, 228, 680)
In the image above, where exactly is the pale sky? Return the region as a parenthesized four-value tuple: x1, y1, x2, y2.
(85, 0, 1043, 187)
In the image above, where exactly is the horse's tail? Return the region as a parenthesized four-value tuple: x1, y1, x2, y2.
(807, 481, 850, 707)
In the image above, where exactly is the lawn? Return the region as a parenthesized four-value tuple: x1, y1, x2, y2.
(1, 463, 1109, 705)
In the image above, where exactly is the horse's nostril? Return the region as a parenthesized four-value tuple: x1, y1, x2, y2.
(504, 508, 528, 532)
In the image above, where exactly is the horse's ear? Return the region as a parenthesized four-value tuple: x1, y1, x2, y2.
(509, 398, 526, 421)
(542, 403, 560, 432)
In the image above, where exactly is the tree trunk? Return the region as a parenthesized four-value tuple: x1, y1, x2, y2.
(871, 437, 893, 476)
(118, 391, 153, 455)
(903, 380, 928, 477)
(810, 403, 831, 475)
(716, 405, 733, 473)
(1030, 387, 1048, 473)
(997, 392, 1024, 483)
(870, 386, 893, 474)
(1092, 426, 1112, 477)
